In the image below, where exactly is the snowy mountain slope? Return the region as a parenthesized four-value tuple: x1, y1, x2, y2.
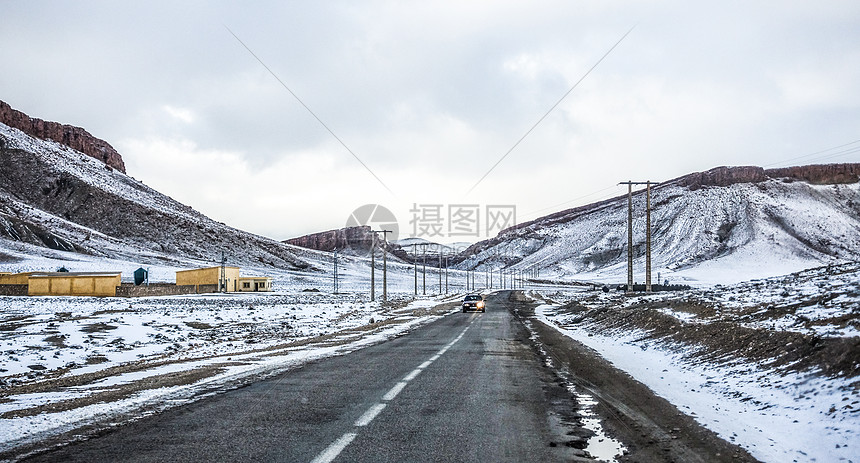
(0, 122, 312, 271)
(454, 165, 860, 285)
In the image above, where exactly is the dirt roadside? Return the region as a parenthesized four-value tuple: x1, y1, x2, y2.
(1, 301, 460, 462)
(508, 291, 761, 463)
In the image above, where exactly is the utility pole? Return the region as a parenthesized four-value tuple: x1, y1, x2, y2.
(333, 248, 338, 294)
(444, 254, 449, 294)
(370, 233, 376, 301)
(646, 182, 652, 292)
(618, 180, 659, 292)
(624, 181, 633, 290)
(422, 244, 427, 295)
(373, 230, 392, 302)
(438, 247, 442, 295)
(219, 251, 227, 293)
(413, 243, 418, 296)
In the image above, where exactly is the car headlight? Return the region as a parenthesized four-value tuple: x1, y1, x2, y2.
(477, 301, 484, 308)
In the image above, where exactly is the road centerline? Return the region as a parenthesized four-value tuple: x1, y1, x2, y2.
(382, 381, 408, 401)
(310, 432, 357, 463)
(354, 404, 386, 427)
(310, 319, 474, 463)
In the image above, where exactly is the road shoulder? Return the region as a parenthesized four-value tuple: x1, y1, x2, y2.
(509, 292, 760, 463)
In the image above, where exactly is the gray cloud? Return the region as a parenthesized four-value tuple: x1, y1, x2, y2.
(2, 1, 859, 239)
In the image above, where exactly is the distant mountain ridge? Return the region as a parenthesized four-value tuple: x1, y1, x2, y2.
(452, 163, 860, 284)
(2, 101, 857, 284)
(0, 113, 310, 271)
(0, 100, 126, 173)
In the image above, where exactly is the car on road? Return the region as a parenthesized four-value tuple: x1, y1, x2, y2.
(462, 294, 485, 313)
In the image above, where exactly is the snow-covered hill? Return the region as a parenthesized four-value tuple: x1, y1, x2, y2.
(0, 120, 463, 293)
(455, 165, 860, 285)
(0, 121, 315, 272)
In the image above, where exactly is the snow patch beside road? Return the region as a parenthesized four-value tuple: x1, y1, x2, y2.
(0, 293, 457, 457)
(535, 302, 858, 463)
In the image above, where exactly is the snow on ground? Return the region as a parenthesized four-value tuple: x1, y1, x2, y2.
(461, 180, 860, 289)
(0, 238, 470, 457)
(0, 290, 462, 456)
(537, 305, 856, 463)
(529, 263, 860, 463)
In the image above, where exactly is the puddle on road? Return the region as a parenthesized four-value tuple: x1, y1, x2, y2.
(520, 313, 626, 462)
(568, 385, 626, 462)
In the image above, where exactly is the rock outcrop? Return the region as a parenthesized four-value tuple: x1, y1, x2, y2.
(0, 122, 309, 271)
(668, 164, 860, 190)
(672, 166, 769, 190)
(0, 100, 126, 173)
(286, 226, 376, 253)
(285, 226, 412, 261)
(766, 163, 860, 185)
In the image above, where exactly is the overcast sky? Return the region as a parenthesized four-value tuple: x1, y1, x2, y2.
(3, 1, 859, 243)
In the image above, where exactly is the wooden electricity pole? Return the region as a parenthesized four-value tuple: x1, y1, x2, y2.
(370, 233, 376, 301)
(646, 182, 652, 292)
(444, 255, 449, 294)
(438, 247, 442, 295)
(413, 243, 417, 296)
(374, 230, 393, 302)
(333, 249, 339, 294)
(619, 180, 659, 292)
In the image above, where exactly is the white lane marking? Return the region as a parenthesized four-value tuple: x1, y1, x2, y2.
(310, 432, 357, 463)
(403, 368, 421, 382)
(354, 403, 386, 427)
(311, 321, 474, 462)
(382, 381, 408, 401)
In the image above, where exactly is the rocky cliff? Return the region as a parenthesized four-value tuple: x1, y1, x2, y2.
(0, 121, 310, 271)
(0, 100, 126, 173)
(286, 226, 376, 253)
(669, 164, 860, 190)
(286, 226, 412, 261)
(452, 162, 860, 270)
(766, 163, 860, 185)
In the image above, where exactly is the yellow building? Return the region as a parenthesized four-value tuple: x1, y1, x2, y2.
(176, 266, 240, 292)
(238, 277, 274, 292)
(27, 272, 121, 297)
(0, 272, 35, 285)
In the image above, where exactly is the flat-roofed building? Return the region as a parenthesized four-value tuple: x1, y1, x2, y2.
(0, 272, 35, 285)
(238, 277, 274, 292)
(27, 272, 121, 297)
(176, 266, 240, 292)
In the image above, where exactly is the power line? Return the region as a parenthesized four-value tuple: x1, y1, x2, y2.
(467, 25, 637, 195)
(224, 25, 394, 195)
(764, 138, 860, 168)
(798, 146, 860, 165)
(520, 184, 622, 220)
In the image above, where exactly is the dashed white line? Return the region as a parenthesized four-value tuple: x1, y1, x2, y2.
(382, 381, 408, 401)
(403, 368, 421, 382)
(354, 403, 386, 427)
(311, 321, 475, 462)
(310, 432, 357, 463)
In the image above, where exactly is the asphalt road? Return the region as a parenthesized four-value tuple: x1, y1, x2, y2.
(24, 292, 584, 462)
(23, 291, 759, 463)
